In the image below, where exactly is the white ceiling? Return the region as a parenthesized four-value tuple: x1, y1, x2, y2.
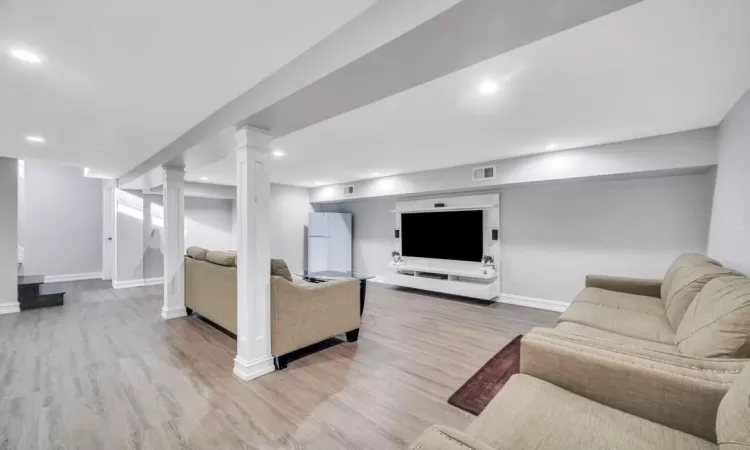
(187, 0, 750, 187)
(0, 0, 375, 175)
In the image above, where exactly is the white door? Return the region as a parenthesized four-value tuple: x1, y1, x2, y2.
(101, 181, 115, 280)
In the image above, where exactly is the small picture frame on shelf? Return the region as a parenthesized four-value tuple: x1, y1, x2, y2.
(392, 251, 403, 265)
(481, 255, 495, 275)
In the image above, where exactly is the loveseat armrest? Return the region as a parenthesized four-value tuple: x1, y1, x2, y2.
(271, 277, 360, 356)
(585, 274, 662, 298)
(521, 327, 746, 442)
(410, 426, 496, 450)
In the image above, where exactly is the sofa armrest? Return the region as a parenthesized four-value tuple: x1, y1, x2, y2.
(521, 327, 747, 442)
(271, 277, 360, 356)
(410, 426, 496, 450)
(585, 274, 662, 298)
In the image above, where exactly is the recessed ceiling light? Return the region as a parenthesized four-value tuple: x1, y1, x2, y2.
(545, 143, 559, 150)
(200, 176, 208, 181)
(25, 135, 45, 143)
(372, 172, 380, 177)
(314, 181, 323, 186)
(272, 149, 285, 157)
(9, 48, 43, 64)
(478, 80, 499, 95)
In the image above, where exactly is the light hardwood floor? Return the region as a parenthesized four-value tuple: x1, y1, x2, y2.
(0, 280, 558, 450)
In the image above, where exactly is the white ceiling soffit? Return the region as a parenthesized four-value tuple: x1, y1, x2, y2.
(186, 0, 750, 188)
(0, 0, 376, 174)
(269, 0, 750, 187)
(120, 0, 642, 185)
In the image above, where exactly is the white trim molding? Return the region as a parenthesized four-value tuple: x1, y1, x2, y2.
(161, 305, 187, 320)
(143, 277, 163, 287)
(497, 293, 569, 312)
(44, 272, 103, 283)
(112, 277, 164, 290)
(233, 355, 275, 381)
(0, 302, 20, 315)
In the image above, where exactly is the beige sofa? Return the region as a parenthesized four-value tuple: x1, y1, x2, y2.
(184, 247, 361, 368)
(410, 364, 750, 450)
(412, 253, 750, 448)
(519, 253, 750, 441)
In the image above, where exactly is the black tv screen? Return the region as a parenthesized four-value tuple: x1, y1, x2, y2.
(401, 210, 483, 262)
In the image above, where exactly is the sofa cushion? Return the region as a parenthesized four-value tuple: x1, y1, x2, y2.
(554, 322, 679, 353)
(717, 365, 750, 450)
(676, 276, 750, 358)
(661, 254, 733, 329)
(205, 250, 237, 267)
(466, 374, 715, 450)
(572, 287, 666, 315)
(557, 302, 675, 344)
(186, 246, 208, 261)
(271, 259, 293, 282)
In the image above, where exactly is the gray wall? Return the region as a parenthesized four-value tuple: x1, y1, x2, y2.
(269, 184, 313, 273)
(708, 89, 750, 274)
(318, 172, 715, 304)
(22, 161, 103, 277)
(499, 173, 714, 303)
(0, 158, 18, 308)
(115, 192, 235, 283)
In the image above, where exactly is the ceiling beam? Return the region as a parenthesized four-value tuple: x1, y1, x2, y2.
(118, 0, 642, 186)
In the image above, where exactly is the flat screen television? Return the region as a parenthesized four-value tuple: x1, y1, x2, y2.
(401, 210, 483, 262)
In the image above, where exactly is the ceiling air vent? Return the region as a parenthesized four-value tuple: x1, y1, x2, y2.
(343, 185, 355, 196)
(472, 165, 496, 181)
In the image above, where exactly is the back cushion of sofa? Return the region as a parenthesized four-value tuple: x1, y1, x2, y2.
(676, 276, 750, 358)
(206, 250, 237, 267)
(661, 254, 736, 329)
(716, 364, 750, 449)
(186, 246, 208, 261)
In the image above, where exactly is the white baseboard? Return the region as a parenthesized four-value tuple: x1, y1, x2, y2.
(44, 272, 103, 283)
(0, 302, 20, 315)
(112, 277, 164, 289)
(161, 306, 187, 320)
(143, 277, 163, 287)
(233, 355, 275, 381)
(497, 293, 569, 312)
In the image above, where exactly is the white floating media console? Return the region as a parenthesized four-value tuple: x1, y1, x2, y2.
(383, 193, 500, 301)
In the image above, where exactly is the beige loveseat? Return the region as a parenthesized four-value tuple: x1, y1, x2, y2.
(410, 364, 750, 450)
(184, 247, 361, 368)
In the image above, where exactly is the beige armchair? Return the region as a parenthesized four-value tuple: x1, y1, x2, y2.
(271, 275, 361, 369)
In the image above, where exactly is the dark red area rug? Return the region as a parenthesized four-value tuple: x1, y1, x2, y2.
(448, 335, 522, 416)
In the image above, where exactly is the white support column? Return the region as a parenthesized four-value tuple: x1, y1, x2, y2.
(0, 157, 19, 315)
(233, 126, 275, 381)
(161, 166, 187, 320)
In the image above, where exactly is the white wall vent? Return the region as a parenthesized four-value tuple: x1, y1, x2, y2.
(343, 185, 355, 195)
(472, 165, 496, 181)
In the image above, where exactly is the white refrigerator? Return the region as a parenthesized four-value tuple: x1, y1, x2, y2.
(307, 212, 352, 272)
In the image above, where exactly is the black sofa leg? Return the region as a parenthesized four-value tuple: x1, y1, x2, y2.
(346, 329, 360, 343)
(274, 355, 288, 370)
(185, 307, 193, 316)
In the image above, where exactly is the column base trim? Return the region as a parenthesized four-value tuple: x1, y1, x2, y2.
(161, 306, 187, 320)
(233, 355, 275, 381)
(0, 302, 20, 315)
